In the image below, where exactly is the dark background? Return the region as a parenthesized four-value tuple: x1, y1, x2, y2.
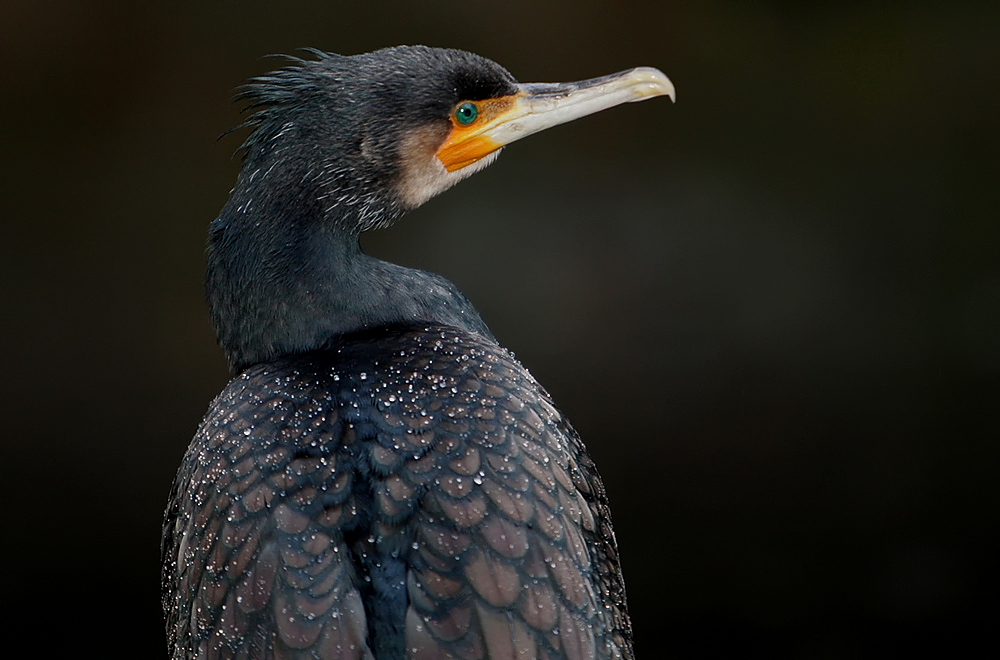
(2, 1, 996, 657)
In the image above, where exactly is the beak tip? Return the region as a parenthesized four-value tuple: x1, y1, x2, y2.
(632, 67, 676, 103)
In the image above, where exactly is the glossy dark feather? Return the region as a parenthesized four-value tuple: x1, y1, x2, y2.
(163, 324, 631, 659)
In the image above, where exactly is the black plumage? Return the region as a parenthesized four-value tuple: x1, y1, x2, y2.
(162, 46, 672, 660)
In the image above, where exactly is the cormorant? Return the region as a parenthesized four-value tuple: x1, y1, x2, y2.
(162, 46, 673, 660)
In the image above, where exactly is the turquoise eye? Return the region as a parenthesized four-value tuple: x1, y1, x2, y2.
(454, 102, 479, 125)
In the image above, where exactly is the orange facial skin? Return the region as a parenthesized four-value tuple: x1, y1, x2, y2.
(436, 94, 519, 172)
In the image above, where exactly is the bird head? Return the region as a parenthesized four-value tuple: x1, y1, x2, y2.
(234, 45, 674, 231)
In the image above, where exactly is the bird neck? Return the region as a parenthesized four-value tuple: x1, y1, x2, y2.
(206, 157, 493, 373)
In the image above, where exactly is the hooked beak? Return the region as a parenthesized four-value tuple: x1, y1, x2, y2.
(436, 67, 675, 172)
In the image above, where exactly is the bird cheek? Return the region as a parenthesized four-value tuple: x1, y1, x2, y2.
(394, 123, 461, 208)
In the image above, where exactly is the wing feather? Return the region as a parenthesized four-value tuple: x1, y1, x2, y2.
(163, 325, 631, 659)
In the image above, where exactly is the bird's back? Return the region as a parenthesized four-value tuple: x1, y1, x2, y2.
(162, 323, 632, 660)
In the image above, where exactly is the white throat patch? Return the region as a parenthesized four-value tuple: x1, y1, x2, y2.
(396, 125, 501, 209)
